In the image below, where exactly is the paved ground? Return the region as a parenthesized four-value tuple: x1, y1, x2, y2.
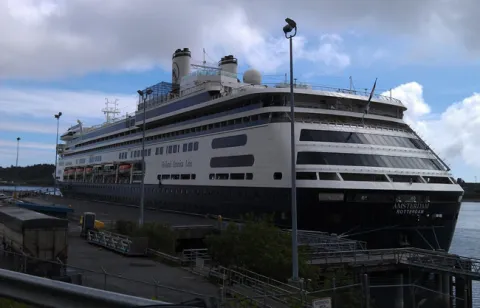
(23, 195, 217, 226)
(13, 196, 222, 304)
(67, 225, 219, 303)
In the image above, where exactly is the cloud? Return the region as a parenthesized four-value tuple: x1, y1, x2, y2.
(0, 0, 354, 79)
(1, 0, 476, 80)
(382, 82, 480, 170)
(0, 87, 137, 129)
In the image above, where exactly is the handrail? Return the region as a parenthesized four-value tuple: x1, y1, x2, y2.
(307, 247, 480, 279)
(0, 268, 169, 308)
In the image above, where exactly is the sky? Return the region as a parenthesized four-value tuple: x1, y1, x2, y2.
(1, 0, 480, 181)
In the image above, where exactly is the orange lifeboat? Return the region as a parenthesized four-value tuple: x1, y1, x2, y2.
(119, 164, 132, 173)
(85, 167, 93, 175)
(67, 169, 75, 175)
(75, 167, 84, 173)
(63, 169, 69, 175)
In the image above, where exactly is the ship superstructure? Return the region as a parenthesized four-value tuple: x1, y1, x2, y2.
(56, 48, 464, 251)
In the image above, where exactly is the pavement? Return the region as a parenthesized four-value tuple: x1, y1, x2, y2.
(16, 195, 222, 304)
(67, 225, 219, 303)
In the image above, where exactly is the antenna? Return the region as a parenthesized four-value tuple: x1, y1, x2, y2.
(102, 98, 121, 124)
(203, 48, 206, 66)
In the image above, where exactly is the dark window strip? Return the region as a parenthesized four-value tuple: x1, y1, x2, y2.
(300, 129, 426, 150)
(297, 152, 443, 171)
(212, 134, 248, 149)
(210, 155, 255, 168)
(64, 118, 268, 159)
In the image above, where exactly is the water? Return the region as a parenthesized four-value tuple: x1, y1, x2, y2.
(450, 201, 480, 305)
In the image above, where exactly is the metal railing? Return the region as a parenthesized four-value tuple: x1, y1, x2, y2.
(307, 247, 480, 280)
(0, 268, 169, 308)
(87, 229, 148, 256)
(0, 247, 214, 305)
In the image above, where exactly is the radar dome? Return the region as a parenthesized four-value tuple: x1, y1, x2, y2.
(242, 69, 262, 85)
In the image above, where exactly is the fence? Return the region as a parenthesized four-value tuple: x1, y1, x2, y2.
(0, 247, 214, 305)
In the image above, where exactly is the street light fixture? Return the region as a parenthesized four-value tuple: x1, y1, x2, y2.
(137, 88, 153, 227)
(283, 17, 300, 282)
(14, 137, 21, 198)
(54, 112, 63, 196)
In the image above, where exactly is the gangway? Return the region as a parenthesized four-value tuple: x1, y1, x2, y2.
(308, 247, 480, 280)
(284, 229, 367, 251)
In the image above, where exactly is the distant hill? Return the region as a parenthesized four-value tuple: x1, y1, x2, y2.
(0, 164, 55, 186)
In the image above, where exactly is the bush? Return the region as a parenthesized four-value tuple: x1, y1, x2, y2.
(114, 220, 177, 254)
(205, 217, 310, 282)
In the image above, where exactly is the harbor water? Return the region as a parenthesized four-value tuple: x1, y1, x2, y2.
(450, 201, 480, 305)
(1, 186, 479, 304)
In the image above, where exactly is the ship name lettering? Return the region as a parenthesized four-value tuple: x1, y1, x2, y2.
(162, 160, 193, 168)
(393, 202, 430, 215)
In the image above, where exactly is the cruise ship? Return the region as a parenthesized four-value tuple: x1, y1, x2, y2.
(56, 48, 464, 251)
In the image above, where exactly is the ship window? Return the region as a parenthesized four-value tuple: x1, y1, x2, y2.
(230, 173, 245, 180)
(183, 143, 188, 152)
(341, 173, 389, 182)
(210, 155, 255, 168)
(191, 174, 196, 180)
(194, 142, 199, 151)
(181, 174, 190, 180)
(299, 129, 426, 149)
(188, 143, 193, 152)
(297, 152, 442, 170)
(424, 176, 452, 184)
(246, 173, 253, 180)
(389, 174, 422, 183)
(215, 173, 229, 180)
(318, 172, 340, 180)
(173, 145, 178, 153)
(273, 172, 282, 180)
(212, 134, 248, 149)
(296, 172, 317, 180)
(171, 174, 180, 180)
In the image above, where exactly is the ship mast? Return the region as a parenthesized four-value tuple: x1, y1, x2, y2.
(103, 99, 120, 124)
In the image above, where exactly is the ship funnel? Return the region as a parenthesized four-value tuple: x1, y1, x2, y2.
(218, 55, 238, 76)
(172, 48, 191, 85)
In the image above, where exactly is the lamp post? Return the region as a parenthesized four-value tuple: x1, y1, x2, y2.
(54, 112, 62, 196)
(137, 88, 153, 227)
(14, 137, 20, 197)
(283, 17, 300, 282)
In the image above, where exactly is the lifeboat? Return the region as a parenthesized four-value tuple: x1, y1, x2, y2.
(67, 169, 75, 175)
(75, 167, 84, 173)
(63, 169, 69, 175)
(85, 167, 93, 175)
(119, 164, 132, 173)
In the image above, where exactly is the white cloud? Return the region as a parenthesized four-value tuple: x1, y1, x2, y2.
(0, 139, 53, 150)
(0, 87, 137, 129)
(382, 82, 480, 170)
(0, 0, 354, 79)
(1, 0, 477, 80)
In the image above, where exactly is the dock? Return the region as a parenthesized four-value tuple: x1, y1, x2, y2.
(10, 193, 478, 307)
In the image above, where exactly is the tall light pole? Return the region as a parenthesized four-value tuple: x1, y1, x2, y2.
(14, 137, 20, 197)
(283, 17, 299, 282)
(137, 88, 153, 227)
(54, 112, 62, 196)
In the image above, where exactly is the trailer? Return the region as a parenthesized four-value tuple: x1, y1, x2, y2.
(0, 206, 68, 277)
